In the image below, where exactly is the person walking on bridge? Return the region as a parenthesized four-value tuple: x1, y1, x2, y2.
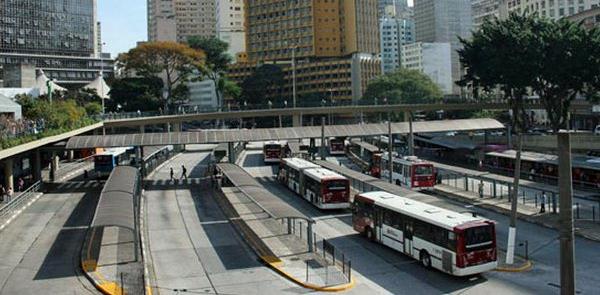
(540, 191, 547, 213)
(181, 165, 188, 181)
(170, 167, 175, 183)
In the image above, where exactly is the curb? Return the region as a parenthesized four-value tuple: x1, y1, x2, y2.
(433, 188, 600, 242)
(80, 227, 125, 295)
(495, 260, 533, 273)
(262, 256, 356, 292)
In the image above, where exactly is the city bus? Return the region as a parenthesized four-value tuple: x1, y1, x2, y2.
(353, 191, 497, 276)
(328, 137, 346, 155)
(381, 154, 436, 189)
(94, 147, 134, 178)
(263, 141, 286, 164)
(279, 158, 351, 209)
(348, 139, 383, 177)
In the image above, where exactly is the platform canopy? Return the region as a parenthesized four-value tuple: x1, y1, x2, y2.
(66, 118, 505, 149)
(91, 166, 139, 231)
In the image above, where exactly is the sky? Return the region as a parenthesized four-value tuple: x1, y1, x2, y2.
(98, 0, 147, 58)
(98, 0, 414, 57)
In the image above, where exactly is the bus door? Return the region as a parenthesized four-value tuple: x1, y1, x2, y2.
(403, 165, 411, 188)
(403, 220, 414, 257)
(375, 207, 384, 241)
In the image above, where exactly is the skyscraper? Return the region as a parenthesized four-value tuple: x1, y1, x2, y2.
(414, 0, 472, 95)
(0, 0, 113, 86)
(216, 0, 246, 61)
(506, 0, 600, 20)
(230, 0, 381, 104)
(472, 0, 509, 29)
(147, 0, 216, 42)
(378, 0, 413, 18)
(380, 15, 415, 73)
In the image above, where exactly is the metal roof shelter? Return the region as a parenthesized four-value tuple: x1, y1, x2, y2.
(91, 166, 140, 231)
(217, 163, 305, 219)
(66, 118, 504, 149)
(349, 139, 380, 153)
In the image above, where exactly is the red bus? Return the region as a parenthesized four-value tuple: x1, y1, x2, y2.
(353, 191, 497, 276)
(381, 155, 436, 189)
(278, 158, 351, 209)
(329, 137, 346, 155)
(348, 140, 383, 177)
(263, 141, 285, 164)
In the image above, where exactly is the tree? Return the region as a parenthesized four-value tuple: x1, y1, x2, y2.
(362, 69, 443, 105)
(221, 78, 242, 104)
(531, 19, 600, 132)
(240, 64, 285, 106)
(458, 13, 541, 265)
(108, 77, 163, 112)
(188, 36, 233, 110)
(117, 41, 205, 112)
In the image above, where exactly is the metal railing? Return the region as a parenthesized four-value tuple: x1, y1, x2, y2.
(53, 156, 94, 181)
(0, 181, 42, 227)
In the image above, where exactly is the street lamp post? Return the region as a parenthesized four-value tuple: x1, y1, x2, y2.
(292, 47, 297, 108)
(100, 42, 106, 115)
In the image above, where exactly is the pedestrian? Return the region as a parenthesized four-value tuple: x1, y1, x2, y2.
(18, 177, 24, 192)
(0, 185, 5, 202)
(478, 180, 484, 198)
(84, 169, 89, 179)
(540, 191, 547, 213)
(6, 187, 13, 202)
(181, 165, 187, 180)
(170, 167, 175, 183)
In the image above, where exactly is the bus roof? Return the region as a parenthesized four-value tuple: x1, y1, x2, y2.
(96, 147, 132, 156)
(265, 140, 286, 146)
(358, 191, 486, 230)
(382, 153, 431, 165)
(487, 150, 600, 171)
(283, 158, 320, 170)
(304, 168, 348, 182)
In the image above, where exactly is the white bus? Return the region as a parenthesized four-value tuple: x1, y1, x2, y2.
(353, 191, 497, 276)
(381, 154, 436, 189)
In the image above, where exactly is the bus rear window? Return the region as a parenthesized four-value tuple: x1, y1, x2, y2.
(95, 155, 112, 164)
(327, 180, 347, 191)
(465, 225, 494, 250)
(414, 165, 433, 176)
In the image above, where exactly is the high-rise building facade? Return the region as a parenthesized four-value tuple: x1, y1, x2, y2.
(378, 0, 414, 18)
(231, 0, 381, 103)
(216, 0, 246, 61)
(506, 0, 600, 20)
(0, 0, 113, 86)
(380, 17, 414, 73)
(415, 0, 472, 95)
(402, 42, 453, 94)
(147, 0, 216, 42)
(472, 0, 510, 29)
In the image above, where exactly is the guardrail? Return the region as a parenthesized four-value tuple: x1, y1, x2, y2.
(0, 181, 42, 227)
(53, 156, 94, 181)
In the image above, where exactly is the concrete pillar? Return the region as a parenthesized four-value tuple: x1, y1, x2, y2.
(228, 142, 235, 163)
(307, 220, 314, 252)
(292, 114, 302, 127)
(139, 125, 145, 133)
(4, 158, 14, 190)
(33, 149, 42, 182)
(558, 132, 575, 294)
(388, 118, 393, 184)
(50, 151, 58, 182)
(320, 117, 326, 160)
(406, 111, 414, 156)
(68, 150, 74, 161)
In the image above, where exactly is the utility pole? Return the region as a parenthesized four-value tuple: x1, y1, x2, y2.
(407, 111, 414, 156)
(292, 46, 297, 108)
(388, 113, 393, 184)
(558, 131, 575, 295)
(320, 116, 326, 160)
(506, 132, 522, 264)
(100, 42, 106, 115)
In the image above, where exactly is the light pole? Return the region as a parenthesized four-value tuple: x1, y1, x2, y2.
(100, 42, 106, 115)
(292, 46, 297, 108)
(46, 79, 53, 103)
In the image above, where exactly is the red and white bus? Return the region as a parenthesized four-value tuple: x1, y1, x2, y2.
(353, 191, 497, 276)
(263, 141, 286, 164)
(329, 137, 346, 155)
(348, 140, 383, 177)
(279, 158, 351, 209)
(381, 155, 436, 189)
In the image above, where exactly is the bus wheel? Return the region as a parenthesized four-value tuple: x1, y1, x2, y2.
(420, 251, 431, 268)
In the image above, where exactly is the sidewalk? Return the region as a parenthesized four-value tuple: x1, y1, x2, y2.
(435, 184, 600, 242)
(81, 226, 145, 295)
(216, 186, 354, 291)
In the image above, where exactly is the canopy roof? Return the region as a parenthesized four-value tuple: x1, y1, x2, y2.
(83, 74, 111, 99)
(91, 166, 140, 231)
(36, 70, 66, 95)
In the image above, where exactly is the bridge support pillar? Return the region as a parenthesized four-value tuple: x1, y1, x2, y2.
(3, 158, 14, 191)
(33, 149, 42, 182)
(292, 114, 302, 127)
(405, 111, 414, 156)
(50, 152, 59, 182)
(228, 142, 236, 163)
(307, 221, 314, 252)
(320, 117, 326, 160)
(139, 125, 145, 134)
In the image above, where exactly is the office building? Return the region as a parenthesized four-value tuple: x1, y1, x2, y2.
(380, 16, 415, 73)
(472, 0, 510, 29)
(378, 0, 413, 18)
(216, 0, 246, 61)
(147, 0, 216, 42)
(186, 80, 218, 109)
(415, 0, 472, 95)
(402, 42, 453, 95)
(231, 0, 381, 103)
(567, 6, 600, 29)
(0, 0, 113, 86)
(506, 0, 600, 19)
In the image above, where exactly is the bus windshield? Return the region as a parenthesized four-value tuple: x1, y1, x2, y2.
(465, 225, 494, 250)
(414, 165, 433, 176)
(326, 180, 347, 191)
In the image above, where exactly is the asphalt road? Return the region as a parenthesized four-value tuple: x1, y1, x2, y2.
(0, 181, 102, 294)
(144, 146, 301, 294)
(239, 149, 600, 294)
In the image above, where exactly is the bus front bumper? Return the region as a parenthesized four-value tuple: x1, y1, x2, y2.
(453, 260, 498, 276)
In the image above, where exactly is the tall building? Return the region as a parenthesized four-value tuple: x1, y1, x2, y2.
(0, 0, 113, 86)
(472, 0, 510, 29)
(147, 0, 216, 42)
(231, 0, 381, 103)
(506, 0, 600, 19)
(378, 0, 414, 18)
(216, 0, 246, 61)
(415, 0, 472, 95)
(402, 42, 453, 95)
(567, 6, 600, 29)
(380, 16, 415, 73)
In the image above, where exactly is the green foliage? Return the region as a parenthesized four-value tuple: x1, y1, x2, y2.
(84, 102, 103, 116)
(240, 64, 285, 105)
(221, 78, 242, 101)
(187, 36, 232, 75)
(107, 77, 163, 112)
(361, 69, 443, 105)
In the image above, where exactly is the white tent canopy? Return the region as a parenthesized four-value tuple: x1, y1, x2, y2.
(36, 70, 66, 95)
(83, 73, 111, 99)
(0, 94, 22, 120)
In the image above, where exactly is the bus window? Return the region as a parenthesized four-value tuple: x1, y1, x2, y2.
(464, 225, 494, 251)
(415, 165, 433, 176)
(327, 180, 347, 191)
